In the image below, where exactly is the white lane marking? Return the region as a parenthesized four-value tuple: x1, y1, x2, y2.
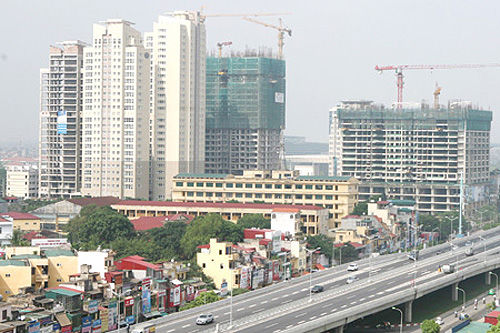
(295, 312, 307, 318)
(190, 330, 199, 333)
(265, 323, 278, 329)
(182, 324, 190, 328)
(377, 291, 384, 295)
(292, 291, 299, 295)
(372, 269, 381, 273)
(224, 312, 230, 315)
(237, 307, 245, 311)
(167, 330, 175, 333)
(360, 297, 366, 302)
(298, 320, 305, 324)
(249, 304, 256, 308)
(341, 304, 347, 308)
(301, 288, 308, 291)
(253, 309, 260, 314)
(281, 294, 289, 298)
(310, 316, 317, 320)
(261, 300, 268, 304)
(272, 297, 278, 301)
(421, 270, 430, 275)
(350, 301, 357, 305)
(331, 308, 337, 312)
(273, 330, 281, 333)
(286, 325, 293, 329)
(321, 312, 327, 316)
(369, 295, 375, 298)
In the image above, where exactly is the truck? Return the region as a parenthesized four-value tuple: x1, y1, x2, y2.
(131, 323, 156, 333)
(442, 264, 455, 274)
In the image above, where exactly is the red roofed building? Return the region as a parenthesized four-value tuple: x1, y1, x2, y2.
(131, 216, 167, 231)
(115, 256, 161, 274)
(112, 201, 329, 236)
(67, 197, 121, 207)
(1, 212, 41, 231)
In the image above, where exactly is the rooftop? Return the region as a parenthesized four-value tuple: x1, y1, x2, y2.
(67, 196, 121, 207)
(131, 216, 166, 231)
(175, 173, 229, 179)
(0, 260, 28, 267)
(44, 249, 75, 257)
(115, 200, 325, 211)
(2, 212, 39, 220)
(296, 175, 353, 182)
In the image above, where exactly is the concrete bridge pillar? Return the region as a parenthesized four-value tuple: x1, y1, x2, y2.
(404, 300, 413, 323)
(486, 272, 492, 285)
(333, 325, 344, 333)
(452, 282, 459, 301)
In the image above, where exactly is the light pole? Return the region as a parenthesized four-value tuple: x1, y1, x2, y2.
(490, 272, 498, 294)
(229, 272, 233, 329)
(391, 306, 403, 333)
(306, 247, 321, 303)
(457, 287, 466, 310)
(110, 289, 129, 333)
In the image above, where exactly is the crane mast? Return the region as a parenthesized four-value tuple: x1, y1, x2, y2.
(375, 63, 500, 108)
(242, 17, 292, 59)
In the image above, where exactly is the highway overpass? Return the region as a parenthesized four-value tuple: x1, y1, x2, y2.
(138, 227, 500, 333)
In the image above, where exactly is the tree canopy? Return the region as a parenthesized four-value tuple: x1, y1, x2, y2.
(237, 214, 271, 229)
(180, 214, 244, 259)
(179, 291, 219, 311)
(333, 242, 358, 264)
(418, 211, 469, 242)
(306, 234, 333, 263)
(66, 205, 135, 250)
(421, 319, 440, 333)
(351, 202, 367, 216)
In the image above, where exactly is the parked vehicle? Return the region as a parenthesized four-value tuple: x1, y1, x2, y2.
(435, 317, 444, 325)
(346, 276, 359, 284)
(131, 323, 156, 333)
(408, 250, 419, 261)
(441, 264, 455, 274)
(465, 247, 474, 256)
(311, 285, 324, 293)
(347, 263, 358, 271)
(196, 314, 214, 325)
(489, 288, 496, 295)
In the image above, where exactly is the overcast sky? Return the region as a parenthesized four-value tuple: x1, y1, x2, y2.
(1, 0, 500, 145)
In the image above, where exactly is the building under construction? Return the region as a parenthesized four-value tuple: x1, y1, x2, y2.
(328, 100, 493, 215)
(205, 53, 286, 174)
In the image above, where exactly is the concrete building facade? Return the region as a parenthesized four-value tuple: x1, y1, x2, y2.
(205, 55, 286, 175)
(39, 41, 86, 199)
(329, 101, 492, 214)
(81, 19, 150, 199)
(170, 170, 358, 229)
(147, 12, 206, 200)
(6, 163, 38, 199)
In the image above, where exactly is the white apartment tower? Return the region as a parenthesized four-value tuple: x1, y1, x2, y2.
(81, 20, 150, 199)
(39, 41, 85, 198)
(148, 11, 206, 200)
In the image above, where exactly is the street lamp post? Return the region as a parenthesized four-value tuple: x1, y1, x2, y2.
(457, 287, 466, 310)
(490, 272, 498, 295)
(306, 247, 321, 303)
(391, 307, 403, 333)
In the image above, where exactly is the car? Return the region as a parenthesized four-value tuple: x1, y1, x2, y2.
(196, 314, 214, 325)
(311, 285, 324, 293)
(347, 263, 358, 271)
(346, 276, 359, 284)
(465, 247, 474, 256)
(466, 241, 473, 247)
(435, 317, 444, 325)
(489, 288, 496, 295)
(436, 251, 441, 255)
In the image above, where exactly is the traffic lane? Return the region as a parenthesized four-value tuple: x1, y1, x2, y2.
(235, 254, 483, 333)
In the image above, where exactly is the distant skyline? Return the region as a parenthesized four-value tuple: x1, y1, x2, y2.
(2, 0, 500, 145)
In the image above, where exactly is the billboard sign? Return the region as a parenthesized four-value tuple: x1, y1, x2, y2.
(240, 267, 249, 289)
(274, 92, 285, 104)
(220, 281, 228, 297)
(142, 279, 151, 314)
(82, 316, 92, 333)
(57, 110, 67, 134)
(28, 321, 40, 333)
(32, 238, 68, 248)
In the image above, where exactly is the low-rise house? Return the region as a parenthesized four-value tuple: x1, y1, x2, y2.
(196, 239, 238, 290)
(0, 218, 12, 246)
(1, 212, 40, 231)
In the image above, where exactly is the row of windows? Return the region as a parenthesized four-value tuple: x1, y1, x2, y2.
(184, 191, 339, 201)
(176, 181, 339, 191)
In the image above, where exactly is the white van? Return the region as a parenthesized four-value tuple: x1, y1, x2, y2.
(131, 323, 156, 333)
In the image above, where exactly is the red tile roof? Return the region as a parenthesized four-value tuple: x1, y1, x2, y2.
(68, 197, 121, 207)
(259, 239, 272, 246)
(272, 207, 300, 213)
(0, 217, 8, 222)
(165, 213, 194, 223)
(3, 212, 39, 220)
(197, 244, 210, 249)
(115, 256, 160, 271)
(115, 200, 324, 211)
(131, 216, 167, 231)
(342, 215, 361, 219)
(244, 229, 275, 239)
(23, 231, 46, 241)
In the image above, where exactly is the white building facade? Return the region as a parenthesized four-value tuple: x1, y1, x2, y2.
(39, 41, 86, 199)
(6, 164, 38, 199)
(81, 19, 150, 199)
(148, 11, 206, 200)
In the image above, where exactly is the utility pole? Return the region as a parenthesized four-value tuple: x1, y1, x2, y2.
(459, 172, 463, 236)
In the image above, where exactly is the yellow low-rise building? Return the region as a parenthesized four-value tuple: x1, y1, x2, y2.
(0, 260, 32, 299)
(45, 249, 78, 288)
(196, 239, 238, 290)
(1, 212, 41, 231)
(171, 170, 359, 229)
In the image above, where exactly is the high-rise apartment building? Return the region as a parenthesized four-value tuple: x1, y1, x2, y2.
(6, 163, 39, 199)
(148, 11, 206, 200)
(328, 100, 492, 214)
(81, 20, 149, 199)
(39, 41, 85, 198)
(205, 55, 286, 175)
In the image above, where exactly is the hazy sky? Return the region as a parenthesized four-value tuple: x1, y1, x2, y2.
(2, 0, 500, 145)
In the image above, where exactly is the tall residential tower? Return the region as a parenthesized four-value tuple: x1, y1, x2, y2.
(81, 20, 150, 199)
(328, 101, 492, 214)
(39, 41, 85, 198)
(148, 11, 206, 200)
(205, 54, 286, 175)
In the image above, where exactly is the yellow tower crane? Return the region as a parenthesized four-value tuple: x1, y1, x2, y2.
(433, 83, 442, 109)
(217, 41, 232, 58)
(242, 17, 292, 59)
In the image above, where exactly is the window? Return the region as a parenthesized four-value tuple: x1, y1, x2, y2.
(305, 195, 313, 200)
(196, 182, 203, 187)
(206, 182, 213, 187)
(315, 195, 323, 199)
(187, 182, 194, 187)
(236, 183, 243, 188)
(202, 263, 206, 268)
(306, 185, 313, 190)
(255, 184, 262, 188)
(315, 185, 323, 190)
(216, 183, 223, 188)
(220, 264, 224, 269)
(326, 195, 333, 200)
(295, 184, 303, 189)
(226, 183, 233, 188)
(187, 192, 194, 197)
(175, 182, 183, 187)
(5, 274, 10, 277)
(245, 184, 252, 188)
(265, 184, 272, 189)
(275, 184, 282, 189)
(326, 185, 333, 190)
(219, 250, 222, 255)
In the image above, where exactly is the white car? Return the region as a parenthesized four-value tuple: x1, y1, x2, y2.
(435, 317, 444, 325)
(347, 263, 358, 271)
(196, 314, 214, 325)
(346, 276, 359, 284)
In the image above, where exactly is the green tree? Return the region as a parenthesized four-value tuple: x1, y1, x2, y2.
(11, 229, 29, 246)
(110, 237, 164, 261)
(333, 242, 358, 264)
(237, 214, 271, 229)
(351, 202, 367, 215)
(145, 222, 187, 260)
(66, 205, 135, 250)
(180, 214, 244, 259)
(421, 319, 440, 333)
(306, 235, 333, 263)
(179, 291, 219, 311)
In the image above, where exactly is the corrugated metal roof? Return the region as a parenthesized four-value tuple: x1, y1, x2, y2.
(115, 200, 324, 211)
(0, 260, 27, 266)
(44, 249, 75, 257)
(296, 175, 352, 182)
(174, 173, 229, 179)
